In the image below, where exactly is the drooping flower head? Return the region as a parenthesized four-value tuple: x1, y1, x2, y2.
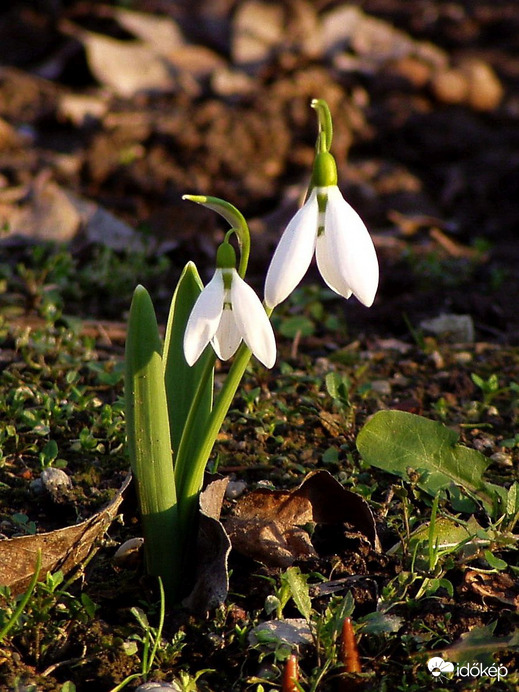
(183, 240, 276, 368)
(265, 99, 379, 309)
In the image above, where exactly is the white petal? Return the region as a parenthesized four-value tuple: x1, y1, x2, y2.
(264, 190, 319, 308)
(316, 187, 378, 307)
(183, 270, 225, 365)
(212, 303, 242, 360)
(231, 272, 276, 368)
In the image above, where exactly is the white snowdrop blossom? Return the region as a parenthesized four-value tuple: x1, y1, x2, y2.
(184, 268, 276, 368)
(264, 185, 379, 309)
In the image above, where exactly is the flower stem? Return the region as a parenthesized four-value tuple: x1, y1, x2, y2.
(178, 341, 253, 524)
(174, 349, 216, 497)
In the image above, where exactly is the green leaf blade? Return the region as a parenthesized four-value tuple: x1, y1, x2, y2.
(125, 285, 180, 597)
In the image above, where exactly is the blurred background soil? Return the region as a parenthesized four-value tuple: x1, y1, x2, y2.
(1, 0, 518, 341)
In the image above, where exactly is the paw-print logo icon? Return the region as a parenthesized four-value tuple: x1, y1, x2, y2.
(427, 657, 455, 678)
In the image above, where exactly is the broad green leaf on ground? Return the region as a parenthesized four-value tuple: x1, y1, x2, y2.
(356, 410, 503, 516)
(443, 622, 519, 665)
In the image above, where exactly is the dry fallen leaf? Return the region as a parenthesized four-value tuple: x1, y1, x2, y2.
(225, 470, 380, 568)
(112, 8, 185, 55)
(60, 20, 176, 98)
(0, 475, 131, 595)
(182, 475, 231, 613)
(0, 174, 80, 243)
(0, 174, 143, 251)
(461, 570, 519, 608)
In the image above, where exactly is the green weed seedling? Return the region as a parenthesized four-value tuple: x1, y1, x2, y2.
(109, 578, 168, 692)
(259, 568, 360, 691)
(0, 556, 99, 666)
(9, 512, 37, 536)
(471, 372, 502, 406)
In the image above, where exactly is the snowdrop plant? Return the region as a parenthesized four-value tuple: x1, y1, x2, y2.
(124, 99, 379, 603)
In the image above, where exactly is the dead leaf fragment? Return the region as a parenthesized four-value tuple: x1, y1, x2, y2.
(461, 570, 519, 608)
(232, 0, 284, 69)
(0, 475, 130, 595)
(249, 618, 313, 649)
(225, 470, 379, 568)
(0, 175, 80, 243)
(84, 34, 176, 97)
(0, 175, 143, 251)
(60, 21, 176, 98)
(112, 8, 185, 55)
(182, 476, 231, 613)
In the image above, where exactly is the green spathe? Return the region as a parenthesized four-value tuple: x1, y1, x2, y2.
(163, 262, 214, 496)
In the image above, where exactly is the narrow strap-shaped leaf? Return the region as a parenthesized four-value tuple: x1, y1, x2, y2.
(163, 262, 214, 491)
(125, 285, 180, 598)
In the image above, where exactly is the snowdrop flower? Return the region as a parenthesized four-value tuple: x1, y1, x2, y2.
(265, 109, 379, 310)
(184, 242, 276, 368)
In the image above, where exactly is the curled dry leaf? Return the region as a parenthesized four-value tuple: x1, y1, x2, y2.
(225, 470, 380, 568)
(182, 475, 231, 613)
(0, 475, 131, 596)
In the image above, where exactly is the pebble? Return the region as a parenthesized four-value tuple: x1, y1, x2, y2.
(113, 537, 145, 568)
(460, 58, 504, 111)
(29, 478, 44, 495)
(371, 379, 392, 396)
(225, 480, 247, 500)
(453, 351, 473, 364)
(419, 313, 475, 343)
(431, 68, 468, 105)
(429, 350, 445, 370)
(386, 56, 433, 87)
(490, 452, 513, 468)
(249, 618, 313, 648)
(431, 58, 503, 111)
(41, 467, 72, 493)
